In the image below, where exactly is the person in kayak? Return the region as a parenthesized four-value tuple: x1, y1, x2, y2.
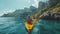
(27, 16, 32, 25)
(26, 16, 34, 33)
(32, 17, 38, 23)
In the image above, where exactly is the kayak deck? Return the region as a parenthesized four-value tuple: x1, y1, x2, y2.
(25, 22, 34, 32)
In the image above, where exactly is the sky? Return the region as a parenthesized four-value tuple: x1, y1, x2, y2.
(0, 0, 48, 16)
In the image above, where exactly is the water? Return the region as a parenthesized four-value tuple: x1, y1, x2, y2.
(0, 17, 60, 34)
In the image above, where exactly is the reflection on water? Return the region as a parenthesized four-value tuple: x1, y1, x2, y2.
(0, 17, 60, 34)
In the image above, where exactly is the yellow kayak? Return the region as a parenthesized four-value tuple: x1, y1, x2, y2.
(25, 22, 34, 32)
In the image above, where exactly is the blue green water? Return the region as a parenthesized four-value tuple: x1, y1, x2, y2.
(0, 17, 60, 34)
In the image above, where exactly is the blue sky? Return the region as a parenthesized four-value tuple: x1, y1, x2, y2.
(0, 0, 48, 16)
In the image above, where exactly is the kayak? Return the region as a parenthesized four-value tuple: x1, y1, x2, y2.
(25, 22, 34, 32)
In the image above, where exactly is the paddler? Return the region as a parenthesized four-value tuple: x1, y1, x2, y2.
(25, 16, 33, 34)
(32, 17, 38, 23)
(27, 16, 32, 25)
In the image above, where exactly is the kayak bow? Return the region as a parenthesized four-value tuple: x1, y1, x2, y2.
(25, 22, 34, 32)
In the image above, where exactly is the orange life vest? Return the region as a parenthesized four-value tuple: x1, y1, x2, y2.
(27, 19, 32, 24)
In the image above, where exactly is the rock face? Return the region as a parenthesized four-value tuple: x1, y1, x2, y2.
(1, 7, 32, 17)
(48, 0, 60, 8)
(38, 1, 50, 8)
(38, 1, 46, 10)
(38, 0, 60, 9)
(30, 6, 37, 12)
(1, 5, 37, 17)
(36, 0, 60, 20)
(40, 7, 60, 20)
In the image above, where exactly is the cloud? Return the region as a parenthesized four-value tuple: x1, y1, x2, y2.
(25, 0, 39, 8)
(40, 0, 49, 2)
(28, 0, 31, 3)
(3, 9, 15, 14)
(25, 0, 38, 9)
(25, 0, 31, 3)
(32, 0, 39, 8)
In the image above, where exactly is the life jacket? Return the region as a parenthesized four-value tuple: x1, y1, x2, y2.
(27, 18, 32, 24)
